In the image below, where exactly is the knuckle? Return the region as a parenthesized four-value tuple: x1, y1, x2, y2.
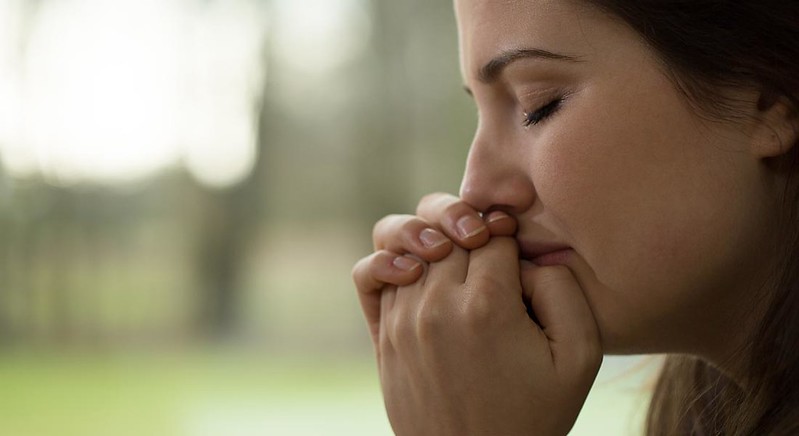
(353, 253, 384, 289)
(469, 274, 506, 295)
(372, 214, 393, 234)
(414, 298, 445, 341)
(582, 336, 604, 370)
(442, 200, 468, 220)
(368, 250, 391, 270)
(576, 336, 602, 365)
(573, 346, 603, 379)
(458, 288, 495, 329)
(559, 336, 602, 383)
(387, 309, 413, 346)
(357, 250, 395, 286)
(373, 214, 430, 251)
(416, 192, 449, 213)
(372, 214, 404, 241)
(351, 256, 368, 284)
(400, 217, 426, 237)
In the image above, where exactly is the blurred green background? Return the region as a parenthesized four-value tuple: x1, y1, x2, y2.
(0, 0, 656, 434)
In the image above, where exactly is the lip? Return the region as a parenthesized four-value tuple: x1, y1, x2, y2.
(518, 240, 574, 266)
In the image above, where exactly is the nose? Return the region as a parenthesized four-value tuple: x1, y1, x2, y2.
(459, 126, 536, 214)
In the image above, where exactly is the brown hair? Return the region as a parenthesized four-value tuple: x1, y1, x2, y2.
(578, 1, 799, 434)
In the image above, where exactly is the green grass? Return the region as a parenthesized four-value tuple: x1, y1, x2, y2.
(0, 351, 653, 436)
(0, 351, 391, 436)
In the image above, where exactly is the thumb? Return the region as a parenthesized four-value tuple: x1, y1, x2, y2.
(520, 262, 602, 377)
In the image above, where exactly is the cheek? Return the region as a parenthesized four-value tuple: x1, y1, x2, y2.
(532, 98, 697, 270)
(542, 84, 719, 256)
(531, 90, 768, 350)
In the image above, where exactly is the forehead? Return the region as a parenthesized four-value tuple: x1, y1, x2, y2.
(454, 0, 610, 80)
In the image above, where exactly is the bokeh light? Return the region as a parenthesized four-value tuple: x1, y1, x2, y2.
(0, 1, 654, 435)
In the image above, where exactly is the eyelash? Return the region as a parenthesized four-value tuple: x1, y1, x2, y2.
(522, 97, 563, 127)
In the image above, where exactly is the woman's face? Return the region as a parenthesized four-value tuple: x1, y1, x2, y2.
(456, 0, 780, 359)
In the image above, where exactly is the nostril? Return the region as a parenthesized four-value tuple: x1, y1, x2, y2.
(460, 142, 537, 214)
(459, 180, 491, 212)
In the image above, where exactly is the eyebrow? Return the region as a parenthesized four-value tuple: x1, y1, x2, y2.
(477, 48, 582, 84)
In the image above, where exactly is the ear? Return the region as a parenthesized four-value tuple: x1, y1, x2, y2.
(749, 92, 799, 159)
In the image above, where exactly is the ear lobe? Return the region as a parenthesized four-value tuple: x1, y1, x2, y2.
(750, 95, 799, 159)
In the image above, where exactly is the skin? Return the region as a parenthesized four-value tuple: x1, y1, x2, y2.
(455, 0, 787, 360)
(352, 0, 798, 433)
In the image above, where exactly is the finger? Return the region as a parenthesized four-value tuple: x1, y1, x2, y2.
(353, 252, 423, 345)
(353, 250, 425, 290)
(379, 285, 397, 356)
(464, 237, 522, 302)
(415, 193, 490, 249)
(425, 244, 470, 288)
(483, 210, 517, 236)
(373, 214, 453, 262)
(520, 262, 602, 376)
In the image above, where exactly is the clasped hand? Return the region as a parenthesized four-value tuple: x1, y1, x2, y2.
(352, 193, 602, 436)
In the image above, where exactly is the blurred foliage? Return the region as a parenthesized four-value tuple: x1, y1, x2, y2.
(0, 1, 649, 434)
(0, 0, 474, 351)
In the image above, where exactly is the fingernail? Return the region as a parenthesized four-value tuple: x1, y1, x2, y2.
(419, 228, 449, 248)
(484, 211, 511, 224)
(456, 215, 486, 239)
(393, 256, 421, 271)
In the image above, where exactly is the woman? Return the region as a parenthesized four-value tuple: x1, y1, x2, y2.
(352, 1, 799, 434)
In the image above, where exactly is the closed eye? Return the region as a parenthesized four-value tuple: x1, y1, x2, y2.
(523, 98, 563, 127)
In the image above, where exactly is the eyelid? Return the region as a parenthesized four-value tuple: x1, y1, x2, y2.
(523, 97, 562, 127)
(517, 86, 566, 103)
(520, 87, 573, 128)
(519, 86, 572, 111)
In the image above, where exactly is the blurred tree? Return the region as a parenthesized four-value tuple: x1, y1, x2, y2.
(0, 0, 474, 349)
(193, 19, 273, 339)
(351, 0, 472, 237)
(193, 181, 262, 339)
(0, 163, 8, 344)
(352, 0, 417, 230)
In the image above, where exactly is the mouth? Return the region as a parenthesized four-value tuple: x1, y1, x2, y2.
(518, 240, 574, 267)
